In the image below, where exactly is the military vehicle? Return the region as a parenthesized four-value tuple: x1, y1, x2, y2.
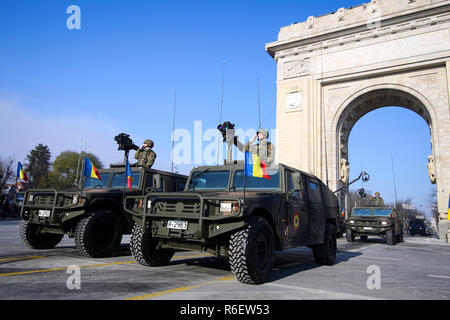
(409, 218, 427, 236)
(18, 165, 187, 257)
(345, 206, 403, 245)
(124, 162, 340, 284)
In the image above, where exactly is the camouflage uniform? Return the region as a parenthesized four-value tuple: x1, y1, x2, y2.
(234, 128, 275, 165)
(369, 193, 384, 207)
(134, 139, 157, 168)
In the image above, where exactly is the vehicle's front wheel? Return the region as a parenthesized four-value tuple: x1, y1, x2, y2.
(386, 228, 396, 246)
(345, 228, 355, 242)
(19, 220, 64, 249)
(130, 222, 174, 266)
(75, 210, 122, 258)
(229, 216, 275, 284)
(312, 223, 337, 265)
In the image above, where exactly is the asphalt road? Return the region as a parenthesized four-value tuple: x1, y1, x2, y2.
(1, 219, 450, 302)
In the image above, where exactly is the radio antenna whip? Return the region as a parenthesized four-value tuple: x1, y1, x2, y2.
(217, 61, 226, 165)
(257, 77, 261, 129)
(171, 88, 177, 173)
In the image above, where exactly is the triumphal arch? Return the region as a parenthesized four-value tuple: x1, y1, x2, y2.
(266, 0, 450, 240)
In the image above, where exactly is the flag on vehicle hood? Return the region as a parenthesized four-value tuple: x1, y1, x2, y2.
(83, 157, 101, 181)
(16, 162, 28, 182)
(126, 158, 133, 191)
(244, 151, 270, 179)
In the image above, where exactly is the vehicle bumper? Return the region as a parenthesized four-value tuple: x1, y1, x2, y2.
(125, 192, 245, 242)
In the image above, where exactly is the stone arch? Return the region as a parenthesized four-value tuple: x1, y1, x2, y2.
(331, 84, 438, 219)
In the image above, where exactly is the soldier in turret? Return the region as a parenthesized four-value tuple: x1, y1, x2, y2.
(234, 129, 275, 166)
(134, 139, 156, 168)
(369, 192, 384, 207)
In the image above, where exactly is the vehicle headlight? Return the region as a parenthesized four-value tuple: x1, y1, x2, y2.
(147, 200, 152, 209)
(28, 194, 34, 203)
(219, 201, 239, 215)
(349, 220, 355, 224)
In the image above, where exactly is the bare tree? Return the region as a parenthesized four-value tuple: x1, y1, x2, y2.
(0, 156, 15, 190)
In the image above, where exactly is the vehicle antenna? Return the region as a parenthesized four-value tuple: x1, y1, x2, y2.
(171, 88, 177, 173)
(391, 152, 398, 209)
(217, 61, 226, 165)
(257, 77, 261, 129)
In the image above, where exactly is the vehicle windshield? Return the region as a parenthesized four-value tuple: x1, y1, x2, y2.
(188, 170, 229, 190)
(353, 208, 372, 216)
(83, 172, 110, 189)
(110, 171, 141, 189)
(232, 169, 280, 191)
(372, 209, 392, 217)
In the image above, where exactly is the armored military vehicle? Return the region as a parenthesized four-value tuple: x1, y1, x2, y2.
(18, 165, 187, 257)
(124, 162, 340, 284)
(409, 218, 426, 236)
(345, 206, 403, 245)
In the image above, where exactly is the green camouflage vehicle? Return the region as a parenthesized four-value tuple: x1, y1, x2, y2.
(345, 206, 403, 245)
(18, 165, 187, 257)
(124, 162, 340, 284)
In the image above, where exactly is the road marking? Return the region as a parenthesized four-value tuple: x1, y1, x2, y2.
(360, 256, 401, 261)
(0, 253, 213, 277)
(265, 283, 382, 300)
(427, 274, 450, 279)
(0, 256, 44, 262)
(0, 260, 137, 277)
(124, 275, 235, 300)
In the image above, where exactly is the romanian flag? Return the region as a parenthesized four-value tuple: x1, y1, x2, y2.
(17, 162, 28, 182)
(83, 157, 101, 181)
(244, 151, 271, 179)
(126, 158, 133, 191)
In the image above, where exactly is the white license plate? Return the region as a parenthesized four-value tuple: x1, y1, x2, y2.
(38, 210, 51, 217)
(363, 227, 372, 230)
(167, 220, 188, 230)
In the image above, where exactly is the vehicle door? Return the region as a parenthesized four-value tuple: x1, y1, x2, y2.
(305, 176, 325, 243)
(162, 176, 175, 192)
(285, 170, 309, 246)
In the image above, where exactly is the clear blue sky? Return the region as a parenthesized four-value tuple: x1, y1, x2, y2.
(0, 0, 434, 216)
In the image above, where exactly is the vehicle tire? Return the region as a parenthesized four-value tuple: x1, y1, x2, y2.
(312, 223, 337, 266)
(74, 210, 122, 258)
(19, 220, 64, 249)
(130, 222, 174, 266)
(345, 228, 355, 242)
(229, 216, 275, 285)
(386, 228, 396, 246)
(360, 235, 368, 241)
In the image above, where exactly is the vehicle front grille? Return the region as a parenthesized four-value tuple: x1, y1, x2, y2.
(154, 201, 201, 216)
(33, 195, 55, 207)
(356, 220, 379, 226)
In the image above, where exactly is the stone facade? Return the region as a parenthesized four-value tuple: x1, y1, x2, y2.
(266, 0, 450, 240)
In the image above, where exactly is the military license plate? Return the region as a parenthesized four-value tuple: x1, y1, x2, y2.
(38, 210, 51, 217)
(363, 227, 372, 230)
(167, 220, 188, 230)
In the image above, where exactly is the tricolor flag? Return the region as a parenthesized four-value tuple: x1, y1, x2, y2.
(83, 157, 102, 181)
(244, 151, 271, 180)
(126, 158, 133, 191)
(17, 162, 28, 182)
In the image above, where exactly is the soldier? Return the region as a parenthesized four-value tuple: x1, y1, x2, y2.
(234, 129, 275, 166)
(134, 139, 157, 168)
(369, 192, 384, 207)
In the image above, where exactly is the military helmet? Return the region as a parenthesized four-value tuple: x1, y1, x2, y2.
(144, 139, 154, 148)
(257, 128, 269, 139)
